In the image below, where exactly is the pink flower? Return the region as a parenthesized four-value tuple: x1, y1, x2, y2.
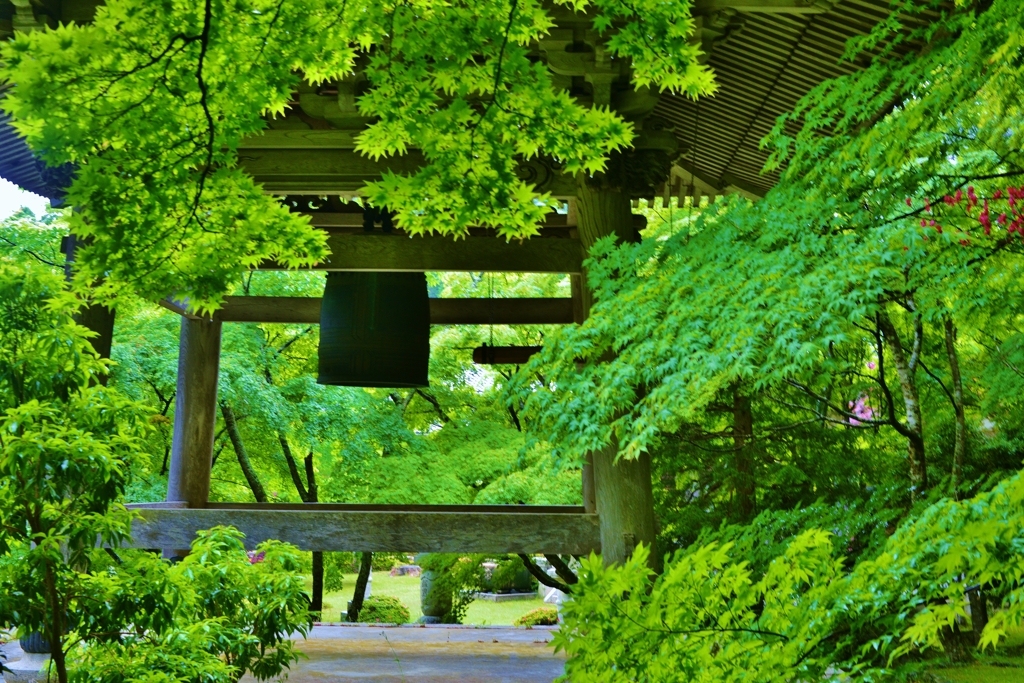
(866, 361, 877, 370)
(848, 394, 875, 425)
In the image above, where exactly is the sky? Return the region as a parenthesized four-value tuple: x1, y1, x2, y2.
(0, 178, 50, 220)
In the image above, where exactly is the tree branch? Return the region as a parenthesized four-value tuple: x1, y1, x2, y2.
(518, 554, 573, 594)
(544, 554, 578, 585)
(220, 401, 268, 503)
(279, 434, 308, 502)
(415, 389, 455, 426)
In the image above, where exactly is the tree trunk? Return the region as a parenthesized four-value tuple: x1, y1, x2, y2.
(220, 401, 268, 503)
(44, 563, 68, 683)
(279, 434, 308, 502)
(968, 587, 989, 644)
(279, 437, 324, 611)
(305, 452, 323, 613)
(732, 386, 756, 521)
(304, 453, 318, 503)
(877, 310, 928, 496)
(348, 551, 373, 622)
(944, 317, 966, 498)
(311, 550, 324, 615)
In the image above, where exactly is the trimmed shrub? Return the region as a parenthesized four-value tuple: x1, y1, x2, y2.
(358, 595, 411, 624)
(513, 606, 558, 627)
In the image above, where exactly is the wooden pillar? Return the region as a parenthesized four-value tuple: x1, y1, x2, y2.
(62, 234, 116, 368)
(571, 274, 598, 513)
(575, 178, 659, 569)
(166, 317, 223, 508)
(77, 304, 116, 361)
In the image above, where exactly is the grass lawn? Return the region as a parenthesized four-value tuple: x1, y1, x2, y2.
(310, 572, 550, 626)
(930, 623, 1024, 683)
(930, 665, 1023, 683)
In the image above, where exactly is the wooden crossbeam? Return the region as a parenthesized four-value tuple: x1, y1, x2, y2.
(259, 232, 583, 273)
(207, 296, 574, 325)
(127, 504, 601, 554)
(301, 211, 573, 231)
(238, 143, 577, 196)
(239, 148, 424, 194)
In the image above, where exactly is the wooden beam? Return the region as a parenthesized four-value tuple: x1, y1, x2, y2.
(259, 233, 583, 273)
(239, 149, 425, 194)
(209, 297, 575, 325)
(430, 299, 572, 325)
(130, 503, 586, 513)
(127, 506, 602, 554)
(159, 297, 200, 320)
(693, 0, 836, 13)
(240, 129, 360, 149)
(214, 297, 321, 324)
(238, 140, 577, 196)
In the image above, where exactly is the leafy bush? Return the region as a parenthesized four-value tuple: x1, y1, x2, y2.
(556, 468, 1024, 681)
(481, 555, 536, 593)
(514, 607, 558, 627)
(358, 595, 410, 624)
(418, 553, 485, 624)
(73, 527, 314, 682)
(323, 557, 345, 594)
(475, 462, 582, 505)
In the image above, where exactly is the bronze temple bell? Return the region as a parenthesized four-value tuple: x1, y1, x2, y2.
(317, 208, 430, 387)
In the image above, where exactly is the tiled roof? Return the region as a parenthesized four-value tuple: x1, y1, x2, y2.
(656, 0, 937, 200)
(0, 106, 72, 201)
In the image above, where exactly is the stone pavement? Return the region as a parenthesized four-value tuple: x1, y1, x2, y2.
(241, 624, 567, 683)
(3, 624, 566, 683)
(1, 639, 50, 683)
